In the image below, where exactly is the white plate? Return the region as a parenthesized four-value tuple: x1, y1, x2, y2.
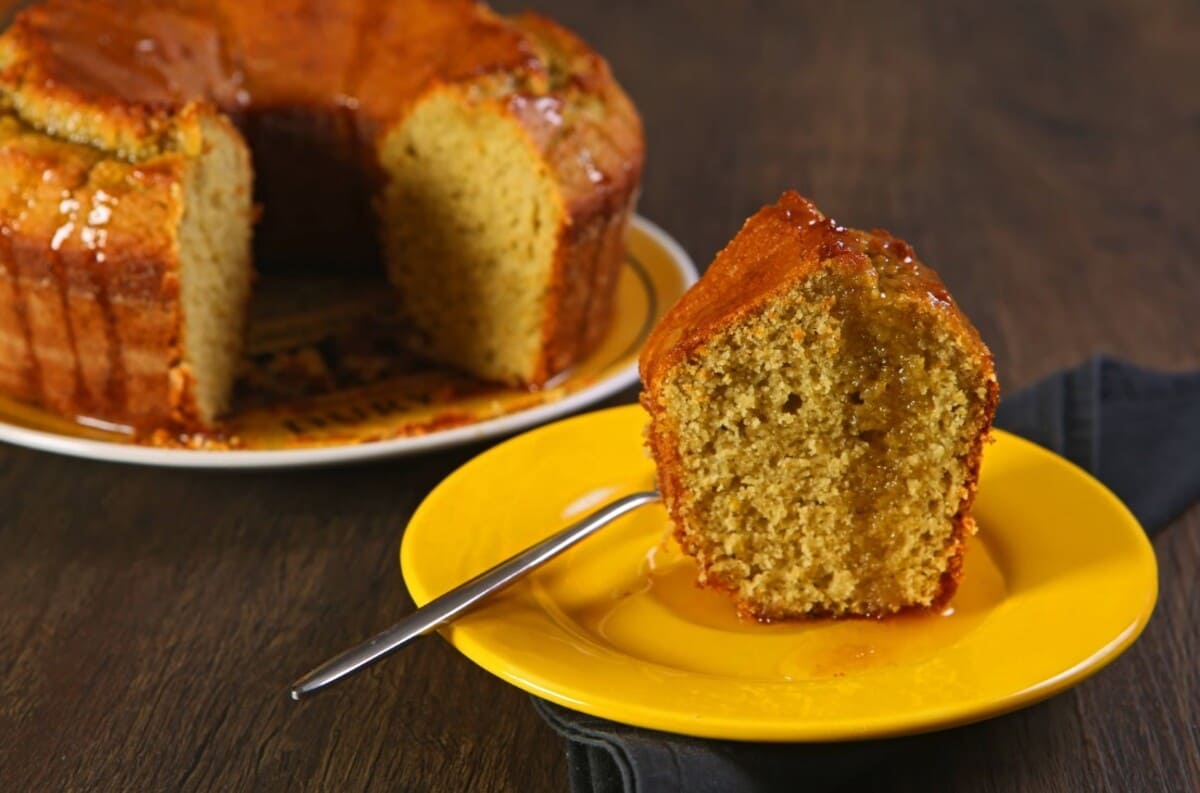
(0, 216, 696, 469)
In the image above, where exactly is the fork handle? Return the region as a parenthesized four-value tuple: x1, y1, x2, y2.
(289, 490, 661, 700)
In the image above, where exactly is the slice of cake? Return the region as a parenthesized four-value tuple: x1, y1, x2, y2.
(639, 192, 998, 619)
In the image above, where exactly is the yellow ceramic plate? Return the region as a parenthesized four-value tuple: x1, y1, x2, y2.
(0, 217, 695, 468)
(401, 405, 1158, 741)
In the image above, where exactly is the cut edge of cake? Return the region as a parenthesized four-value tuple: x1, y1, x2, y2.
(173, 109, 254, 425)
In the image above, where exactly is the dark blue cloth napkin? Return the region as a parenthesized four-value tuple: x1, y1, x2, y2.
(533, 355, 1200, 793)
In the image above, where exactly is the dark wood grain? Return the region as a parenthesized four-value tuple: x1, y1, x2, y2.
(2, 0, 1198, 790)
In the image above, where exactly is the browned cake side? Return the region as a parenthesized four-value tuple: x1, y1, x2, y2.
(0, 110, 252, 430)
(0, 0, 644, 433)
(640, 191, 998, 619)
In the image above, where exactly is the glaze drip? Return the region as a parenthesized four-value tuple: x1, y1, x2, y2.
(49, 191, 87, 411)
(0, 225, 42, 397)
(83, 188, 125, 414)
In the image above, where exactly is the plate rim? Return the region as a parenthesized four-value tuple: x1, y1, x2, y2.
(401, 405, 1159, 742)
(0, 216, 697, 470)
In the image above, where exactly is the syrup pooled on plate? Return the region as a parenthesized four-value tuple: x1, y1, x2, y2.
(543, 507, 1008, 683)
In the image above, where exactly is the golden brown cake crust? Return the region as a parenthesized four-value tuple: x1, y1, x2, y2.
(641, 192, 992, 387)
(0, 0, 644, 431)
(0, 0, 529, 152)
(640, 191, 999, 619)
(0, 112, 222, 431)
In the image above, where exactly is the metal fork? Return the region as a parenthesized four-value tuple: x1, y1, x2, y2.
(289, 491, 661, 700)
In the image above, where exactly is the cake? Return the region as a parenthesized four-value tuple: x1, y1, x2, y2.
(639, 192, 998, 619)
(0, 0, 643, 433)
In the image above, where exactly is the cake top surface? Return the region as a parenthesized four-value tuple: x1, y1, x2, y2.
(639, 191, 990, 387)
(0, 0, 638, 164)
(0, 0, 529, 106)
(11, 0, 540, 101)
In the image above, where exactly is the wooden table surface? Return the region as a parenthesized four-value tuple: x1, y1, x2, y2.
(1, 1, 1197, 790)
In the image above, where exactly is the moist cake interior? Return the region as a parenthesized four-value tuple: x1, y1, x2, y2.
(658, 265, 991, 616)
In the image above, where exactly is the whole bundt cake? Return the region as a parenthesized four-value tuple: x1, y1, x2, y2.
(0, 0, 643, 433)
(640, 192, 998, 620)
